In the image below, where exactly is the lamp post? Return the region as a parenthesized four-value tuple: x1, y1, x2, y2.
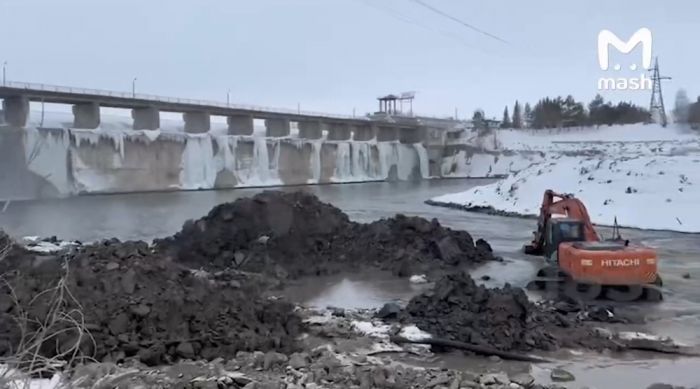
(132, 77, 137, 98)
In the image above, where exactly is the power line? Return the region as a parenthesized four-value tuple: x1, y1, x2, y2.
(352, 0, 487, 53)
(408, 0, 509, 45)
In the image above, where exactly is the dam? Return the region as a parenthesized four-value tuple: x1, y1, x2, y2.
(0, 82, 518, 200)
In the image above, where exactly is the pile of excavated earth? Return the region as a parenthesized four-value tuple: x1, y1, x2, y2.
(0, 191, 498, 368)
(402, 272, 620, 352)
(155, 191, 497, 278)
(0, 191, 687, 388)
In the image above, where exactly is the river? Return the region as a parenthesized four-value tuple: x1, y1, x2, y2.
(1, 179, 699, 387)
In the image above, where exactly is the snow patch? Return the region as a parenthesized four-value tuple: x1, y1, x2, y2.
(398, 325, 432, 341)
(351, 320, 391, 338)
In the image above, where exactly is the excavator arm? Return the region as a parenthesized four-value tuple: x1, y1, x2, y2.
(525, 190, 599, 254)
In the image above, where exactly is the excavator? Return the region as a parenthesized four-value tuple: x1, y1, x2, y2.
(524, 190, 662, 301)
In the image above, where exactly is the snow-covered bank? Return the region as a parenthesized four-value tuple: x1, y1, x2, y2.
(431, 124, 700, 233)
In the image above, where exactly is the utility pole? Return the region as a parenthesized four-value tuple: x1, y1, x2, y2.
(132, 77, 138, 98)
(297, 102, 301, 114)
(649, 57, 671, 127)
(2, 61, 6, 86)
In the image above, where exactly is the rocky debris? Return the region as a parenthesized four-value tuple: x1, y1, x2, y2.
(403, 272, 622, 352)
(0, 239, 302, 366)
(376, 302, 401, 319)
(550, 368, 575, 382)
(157, 191, 497, 278)
(58, 345, 566, 389)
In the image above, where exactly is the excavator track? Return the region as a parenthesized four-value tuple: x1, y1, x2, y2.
(527, 266, 663, 302)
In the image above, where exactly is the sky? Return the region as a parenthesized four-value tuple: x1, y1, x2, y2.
(1, 0, 698, 119)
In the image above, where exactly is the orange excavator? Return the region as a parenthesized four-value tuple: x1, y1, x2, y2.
(524, 190, 662, 301)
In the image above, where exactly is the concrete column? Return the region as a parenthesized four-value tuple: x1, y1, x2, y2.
(327, 123, 351, 141)
(183, 111, 210, 133)
(72, 102, 101, 129)
(399, 126, 424, 144)
(265, 118, 290, 137)
(227, 114, 254, 135)
(377, 126, 399, 142)
(2, 96, 29, 127)
(352, 124, 376, 141)
(298, 120, 323, 139)
(132, 106, 160, 130)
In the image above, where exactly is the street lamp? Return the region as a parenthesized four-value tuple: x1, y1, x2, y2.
(132, 77, 137, 98)
(2, 61, 7, 86)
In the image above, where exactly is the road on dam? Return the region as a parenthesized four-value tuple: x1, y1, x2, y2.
(1, 179, 699, 387)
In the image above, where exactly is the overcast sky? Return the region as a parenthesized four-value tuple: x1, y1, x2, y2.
(1, 0, 698, 119)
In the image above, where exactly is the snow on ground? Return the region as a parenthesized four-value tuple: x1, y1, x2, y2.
(432, 124, 700, 233)
(0, 365, 63, 389)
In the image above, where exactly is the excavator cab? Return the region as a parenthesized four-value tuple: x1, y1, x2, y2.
(543, 218, 586, 262)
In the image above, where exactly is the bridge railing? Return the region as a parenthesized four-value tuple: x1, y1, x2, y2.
(3, 81, 365, 121)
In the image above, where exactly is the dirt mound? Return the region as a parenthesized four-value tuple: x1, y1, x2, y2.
(156, 191, 496, 278)
(403, 272, 612, 352)
(0, 239, 301, 366)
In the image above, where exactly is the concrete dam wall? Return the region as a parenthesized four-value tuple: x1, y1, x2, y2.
(0, 126, 437, 199)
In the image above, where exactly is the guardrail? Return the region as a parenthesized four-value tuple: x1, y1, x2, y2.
(1, 81, 367, 121)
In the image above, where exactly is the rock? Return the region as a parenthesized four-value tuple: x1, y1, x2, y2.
(138, 345, 166, 367)
(176, 342, 195, 360)
(550, 368, 575, 382)
(682, 273, 691, 279)
(427, 373, 451, 387)
(262, 351, 288, 370)
(130, 304, 150, 317)
(376, 302, 401, 319)
(328, 306, 345, 317)
(108, 313, 129, 335)
(433, 236, 463, 265)
(509, 373, 535, 388)
(120, 269, 136, 294)
(592, 327, 613, 339)
(459, 380, 479, 388)
(479, 373, 509, 385)
(509, 383, 523, 389)
(288, 352, 309, 369)
(480, 275, 491, 281)
(475, 238, 493, 252)
(489, 355, 501, 362)
(105, 262, 120, 271)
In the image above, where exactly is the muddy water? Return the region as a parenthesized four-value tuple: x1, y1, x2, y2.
(1, 179, 700, 387)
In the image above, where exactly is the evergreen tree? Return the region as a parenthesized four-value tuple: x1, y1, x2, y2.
(674, 89, 690, 123)
(500, 106, 512, 128)
(524, 103, 532, 128)
(561, 95, 586, 127)
(472, 109, 485, 130)
(688, 97, 700, 128)
(512, 101, 523, 128)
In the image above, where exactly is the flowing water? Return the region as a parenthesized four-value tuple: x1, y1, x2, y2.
(1, 179, 699, 388)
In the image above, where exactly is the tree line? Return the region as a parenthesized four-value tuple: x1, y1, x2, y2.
(673, 88, 700, 127)
(472, 95, 652, 130)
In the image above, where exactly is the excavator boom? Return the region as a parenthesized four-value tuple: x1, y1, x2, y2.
(527, 190, 599, 254)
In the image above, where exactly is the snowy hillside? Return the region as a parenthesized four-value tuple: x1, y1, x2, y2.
(431, 124, 700, 233)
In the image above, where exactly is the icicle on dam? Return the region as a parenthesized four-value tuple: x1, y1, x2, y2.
(0, 82, 522, 200)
